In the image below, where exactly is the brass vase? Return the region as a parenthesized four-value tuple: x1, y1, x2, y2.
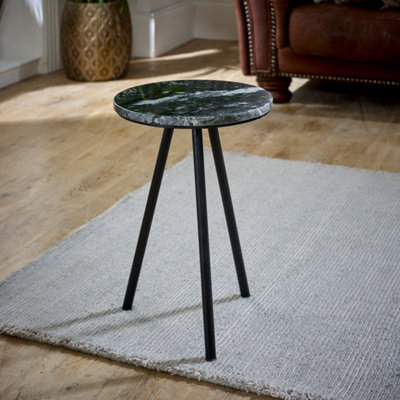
(60, 0, 132, 81)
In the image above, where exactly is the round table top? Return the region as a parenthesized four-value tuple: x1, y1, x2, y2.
(113, 80, 273, 129)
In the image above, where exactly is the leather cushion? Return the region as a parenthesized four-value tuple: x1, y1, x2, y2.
(289, 3, 400, 66)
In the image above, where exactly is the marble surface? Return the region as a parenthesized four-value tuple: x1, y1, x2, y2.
(113, 80, 273, 128)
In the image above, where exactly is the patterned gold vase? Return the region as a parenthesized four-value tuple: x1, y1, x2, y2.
(60, 0, 132, 81)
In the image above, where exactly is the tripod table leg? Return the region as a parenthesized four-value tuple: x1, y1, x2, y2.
(192, 128, 216, 361)
(208, 127, 250, 298)
(123, 127, 174, 310)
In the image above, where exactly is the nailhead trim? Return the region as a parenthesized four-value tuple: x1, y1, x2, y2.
(278, 72, 400, 86)
(242, 1, 254, 71)
(269, 1, 277, 72)
(243, 0, 277, 75)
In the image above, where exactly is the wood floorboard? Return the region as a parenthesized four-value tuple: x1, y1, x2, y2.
(0, 39, 399, 399)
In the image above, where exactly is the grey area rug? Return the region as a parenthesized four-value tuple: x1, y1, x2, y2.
(1, 151, 399, 400)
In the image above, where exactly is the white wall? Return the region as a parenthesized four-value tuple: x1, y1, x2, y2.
(0, 0, 63, 88)
(194, 0, 238, 41)
(0, 0, 237, 87)
(0, 0, 43, 60)
(0, 0, 43, 88)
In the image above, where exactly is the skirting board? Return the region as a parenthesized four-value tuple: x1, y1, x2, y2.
(131, 0, 195, 58)
(130, 0, 237, 58)
(0, 58, 40, 89)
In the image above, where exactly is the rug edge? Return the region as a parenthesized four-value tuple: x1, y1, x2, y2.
(0, 324, 327, 400)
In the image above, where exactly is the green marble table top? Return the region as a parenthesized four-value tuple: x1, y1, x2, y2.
(113, 80, 273, 129)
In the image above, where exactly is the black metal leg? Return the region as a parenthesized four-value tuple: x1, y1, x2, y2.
(192, 128, 216, 361)
(208, 127, 250, 298)
(123, 128, 174, 310)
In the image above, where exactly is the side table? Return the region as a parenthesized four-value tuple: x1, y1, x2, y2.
(114, 80, 272, 361)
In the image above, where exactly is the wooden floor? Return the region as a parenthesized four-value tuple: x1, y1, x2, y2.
(0, 39, 399, 399)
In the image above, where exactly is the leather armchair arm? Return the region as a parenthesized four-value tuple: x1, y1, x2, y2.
(233, 0, 294, 76)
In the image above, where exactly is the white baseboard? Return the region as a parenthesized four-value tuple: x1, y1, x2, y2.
(130, 0, 237, 58)
(131, 0, 195, 58)
(0, 58, 40, 89)
(153, 1, 195, 57)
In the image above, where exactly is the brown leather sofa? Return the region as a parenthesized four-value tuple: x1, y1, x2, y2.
(233, 0, 400, 102)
